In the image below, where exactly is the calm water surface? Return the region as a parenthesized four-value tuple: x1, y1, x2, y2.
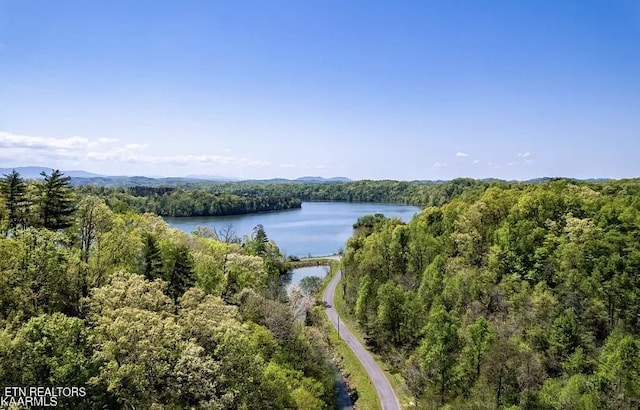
(166, 202, 392, 409)
(164, 201, 420, 257)
(288, 266, 330, 288)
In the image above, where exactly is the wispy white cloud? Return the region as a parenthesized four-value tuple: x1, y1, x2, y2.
(456, 152, 469, 157)
(280, 163, 295, 168)
(472, 159, 480, 164)
(124, 143, 148, 150)
(507, 162, 519, 166)
(0, 131, 91, 150)
(86, 150, 270, 167)
(1, 130, 270, 168)
(0, 131, 95, 163)
(314, 164, 326, 169)
(517, 152, 531, 158)
(433, 162, 447, 168)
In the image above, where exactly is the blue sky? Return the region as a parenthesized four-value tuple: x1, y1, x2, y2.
(0, 0, 638, 180)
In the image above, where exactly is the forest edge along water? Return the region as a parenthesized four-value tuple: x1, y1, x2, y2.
(165, 201, 418, 409)
(164, 201, 420, 257)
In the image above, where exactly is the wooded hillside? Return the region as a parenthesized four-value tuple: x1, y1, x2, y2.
(0, 170, 336, 409)
(341, 178, 640, 409)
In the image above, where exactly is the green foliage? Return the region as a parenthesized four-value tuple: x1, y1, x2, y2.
(300, 275, 323, 295)
(0, 182, 340, 409)
(596, 329, 640, 408)
(1, 313, 111, 408)
(12, 313, 93, 383)
(340, 178, 640, 408)
(223, 253, 267, 297)
(192, 249, 225, 296)
(419, 255, 445, 309)
(75, 177, 497, 219)
(461, 317, 494, 382)
(247, 223, 269, 255)
(78, 185, 303, 217)
(355, 274, 373, 326)
(159, 239, 194, 301)
(0, 228, 79, 319)
(539, 374, 600, 409)
(38, 169, 76, 230)
(84, 271, 336, 408)
(91, 305, 183, 407)
(418, 304, 461, 405)
(376, 280, 406, 346)
(4, 176, 640, 408)
(0, 169, 29, 233)
(141, 232, 162, 280)
(0, 170, 80, 235)
(549, 308, 582, 369)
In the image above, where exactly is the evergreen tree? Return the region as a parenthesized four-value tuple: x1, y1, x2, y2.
(141, 233, 163, 280)
(249, 224, 269, 255)
(39, 170, 76, 230)
(161, 242, 194, 301)
(0, 170, 29, 233)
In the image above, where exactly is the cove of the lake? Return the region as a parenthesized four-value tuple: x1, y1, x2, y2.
(288, 265, 330, 289)
(164, 201, 421, 257)
(166, 202, 411, 410)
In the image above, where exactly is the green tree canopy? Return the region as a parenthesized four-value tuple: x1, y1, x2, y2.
(39, 169, 76, 230)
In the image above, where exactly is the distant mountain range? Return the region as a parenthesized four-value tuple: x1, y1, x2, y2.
(184, 174, 240, 181)
(0, 166, 613, 186)
(295, 176, 351, 182)
(0, 167, 354, 186)
(0, 166, 106, 179)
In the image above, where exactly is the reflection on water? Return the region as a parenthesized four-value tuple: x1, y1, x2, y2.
(335, 375, 354, 409)
(165, 201, 420, 257)
(168, 204, 366, 408)
(288, 266, 330, 288)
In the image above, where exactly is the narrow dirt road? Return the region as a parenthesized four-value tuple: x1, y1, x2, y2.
(323, 269, 401, 410)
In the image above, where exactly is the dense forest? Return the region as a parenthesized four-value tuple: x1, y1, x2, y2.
(75, 178, 491, 217)
(0, 170, 338, 409)
(341, 178, 640, 409)
(76, 185, 302, 217)
(182, 178, 492, 207)
(4, 169, 640, 409)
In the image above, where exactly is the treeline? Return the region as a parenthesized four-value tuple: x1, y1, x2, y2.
(341, 178, 640, 409)
(72, 177, 626, 211)
(76, 185, 302, 217)
(191, 178, 491, 207)
(73, 179, 493, 218)
(0, 169, 76, 233)
(0, 170, 337, 409)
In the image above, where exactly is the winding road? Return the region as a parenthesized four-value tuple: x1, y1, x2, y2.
(323, 268, 401, 410)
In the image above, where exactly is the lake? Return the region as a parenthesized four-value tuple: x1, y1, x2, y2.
(288, 265, 330, 289)
(164, 201, 421, 257)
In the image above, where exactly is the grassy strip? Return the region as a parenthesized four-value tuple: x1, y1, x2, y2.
(317, 261, 339, 295)
(325, 317, 382, 410)
(319, 263, 381, 410)
(333, 282, 415, 409)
